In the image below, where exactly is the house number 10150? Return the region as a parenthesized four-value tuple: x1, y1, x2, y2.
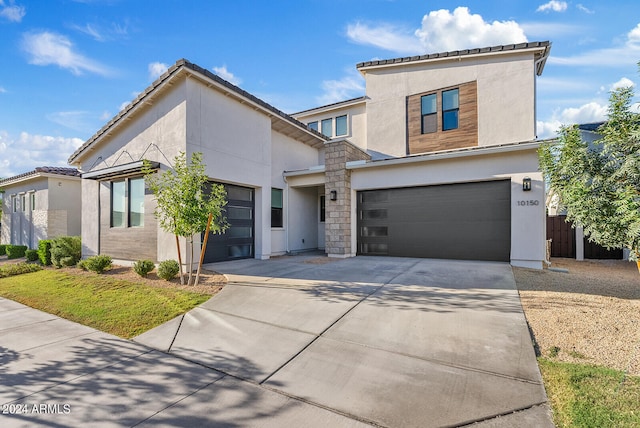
(517, 200, 540, 206)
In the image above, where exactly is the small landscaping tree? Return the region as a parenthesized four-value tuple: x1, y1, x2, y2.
(143, 152, 228, 285)
(539, 74, 640, 265)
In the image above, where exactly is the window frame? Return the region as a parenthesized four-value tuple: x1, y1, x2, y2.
(271, 188, 283, 228)
(110, 177, 145, 228)
(30, 193, 35, 211)
(321, 118, 333, 138)
(442, 88, 459, 131)
(308, 121, 318, 132)
(335, 115, 348, 137)
(420, 93, 437, 134)
(319, 195, 325, 223)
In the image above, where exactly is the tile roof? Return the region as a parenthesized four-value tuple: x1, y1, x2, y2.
(356, 41, 551, 71)
(68, 59, 328, 164)
(578, 122, 605, 132)
(293, 96, 367, 117)
(0, 167, 80, 187)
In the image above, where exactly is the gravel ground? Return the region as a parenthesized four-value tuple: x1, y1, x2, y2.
(514, 258, 640, 375)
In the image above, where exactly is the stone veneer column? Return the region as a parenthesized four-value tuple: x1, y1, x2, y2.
(324, 139, 371, 257)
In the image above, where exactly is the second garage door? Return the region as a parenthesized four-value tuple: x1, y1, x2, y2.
(357, 180, 511, 262)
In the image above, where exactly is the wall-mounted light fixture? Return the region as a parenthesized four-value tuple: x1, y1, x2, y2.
(329, 190, 337, 201)
(522, 177, 532, 192)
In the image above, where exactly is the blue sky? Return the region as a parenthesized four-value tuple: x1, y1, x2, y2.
(1, 0, 639, 177)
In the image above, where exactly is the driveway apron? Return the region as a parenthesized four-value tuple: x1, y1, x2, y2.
(136, 255, 552, 427)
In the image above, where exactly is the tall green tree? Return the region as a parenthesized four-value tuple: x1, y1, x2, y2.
(144, 152, 228, 285)
(539, 83, 640, 260)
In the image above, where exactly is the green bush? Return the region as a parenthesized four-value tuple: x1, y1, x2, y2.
(38, 240, 53, 266)
(6, 245, 28, 259)
(50, 236, 82, 268)
(78, 255, 112, 274)
(25, 249, 39, 262)
(158, 260, 180, 281)
(0, 244, 6, 256)
(0, 262, 42, 278)
(134, 260, 156, 277)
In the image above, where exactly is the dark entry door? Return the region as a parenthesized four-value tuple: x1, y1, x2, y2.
(357, 180, 511, 262)
(202, 183, 254, 263)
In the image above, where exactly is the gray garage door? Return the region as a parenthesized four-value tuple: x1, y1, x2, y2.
(357, 180, 511, 261)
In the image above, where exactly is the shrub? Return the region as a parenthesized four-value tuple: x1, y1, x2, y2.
(50, 236, 81, 268)
(79, 255, 112, 274)
(38, 240, 53, 266)
(158, 260, 180, 281)
(134, 260, 156, 277)
(0, 244, 6, 256)
(0, 262, 42, 278)
(25, 249, 39, 262)
(6, 245, 28, 259)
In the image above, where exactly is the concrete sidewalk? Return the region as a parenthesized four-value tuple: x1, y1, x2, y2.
(1, 256, 554, 427)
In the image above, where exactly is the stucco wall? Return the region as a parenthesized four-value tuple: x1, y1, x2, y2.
(294, 102, 367, 153)
(48, 177, 81, 237)
(349, 149, 545, 268)
(364, 52, 537, 157)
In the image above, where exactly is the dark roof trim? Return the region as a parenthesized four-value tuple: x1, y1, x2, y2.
(0, 167, 80, 187)
(82, 160, 159, 180)
(68, 59, 328, 164)
(578, 122, 605, 132)
(357, 41, 551, 71)
(292, 96, 367, 117)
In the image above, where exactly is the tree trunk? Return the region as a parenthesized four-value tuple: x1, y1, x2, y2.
(188, 237, 195, 285)
(175, 234, 184, 285)
(194, 213, 213, 287)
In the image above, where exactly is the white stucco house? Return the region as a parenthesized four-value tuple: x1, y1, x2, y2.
(0, 167, 82, 248)
(68, 41, 551, 269)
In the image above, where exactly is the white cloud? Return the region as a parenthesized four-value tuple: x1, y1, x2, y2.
(0, 86, 6, 93)
(45, 111, 99, 133)
(212, 65, 242, 86)
(346, 22, 423, 55)
(628, 23, 640, 46)
(537, 102, 608, 138)
(0, 0, 26, 23)
(576, 4, 595, 14)
(415, 7, 527, 53)
(519, 22, 583, 38)
(21, 31, 112, 76)
(71, 23, 105, 42)
(0, 130, 83, 177)
(119, 91, 141, 111)
(347, 7, 527, 55)
(610, 77, 635, 90)
(536, 1, 568, 13)
(71, 20, 130, 42)
(316, 71, 365, 105)
(148, 61, 168, 80)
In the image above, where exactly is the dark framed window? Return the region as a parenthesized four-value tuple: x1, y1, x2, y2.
(308, 121, 318, 132)
(442, 88, 459, 131)
(320, 195, 325, 222)
(271, 188, 283, 228)
(30, 193, 35, 211)
(111, 181, 126, 227)
(21, 195, 26, 212)
(129, 177, 145, 227)
(335, 115, 347, 136)
(111, 177, 145, 228)
(321, 118, 333, 137)
(421, 94, 437, 134)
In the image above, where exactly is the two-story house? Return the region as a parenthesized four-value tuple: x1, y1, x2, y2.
(68, 41, 550, 269)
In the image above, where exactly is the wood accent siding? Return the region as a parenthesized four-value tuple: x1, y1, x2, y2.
(407, 81, 478, 154)
(99, 180, 158, 261)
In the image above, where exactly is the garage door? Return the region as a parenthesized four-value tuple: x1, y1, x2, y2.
(357, 180, 511, 262)
(202, 183, 254, 263)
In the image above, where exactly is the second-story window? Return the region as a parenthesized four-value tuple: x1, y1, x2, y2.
(308, 121, 318, 132)
(335, 115, 347, 136)
(442, 88, 459, 131)
(421, 94, 437, 134)
(321, 118, 333, 137)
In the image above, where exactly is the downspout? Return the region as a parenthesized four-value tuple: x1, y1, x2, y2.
(283, 174, 290, 254)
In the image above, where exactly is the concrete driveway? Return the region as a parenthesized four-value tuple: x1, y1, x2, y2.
(0, 256, 553, 427)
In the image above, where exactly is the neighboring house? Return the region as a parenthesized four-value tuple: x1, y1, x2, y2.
(68, 41, 551, 269)
(0, 167, 82, 248)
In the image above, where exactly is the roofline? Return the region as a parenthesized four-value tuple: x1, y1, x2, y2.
(0, 170, 81, 188)
(292, 96, 367, 117)
(356, 41, 551, 75)
(68, 59, 328, 165)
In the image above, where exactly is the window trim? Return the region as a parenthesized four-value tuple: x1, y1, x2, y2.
(442, 88, 459, 131)
(308, 121, 318, 132)
(420, 93, 437, 134)
(335, 115, 348, 137)
(271, 188, 284, 228)
(321, 118, 333, 138)
(320, 195, 325, 223)
(110, 176, 145, 228)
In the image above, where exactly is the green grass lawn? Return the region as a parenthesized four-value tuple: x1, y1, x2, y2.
(539, 358, 640, 427)
(0, 269, 211, 338)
